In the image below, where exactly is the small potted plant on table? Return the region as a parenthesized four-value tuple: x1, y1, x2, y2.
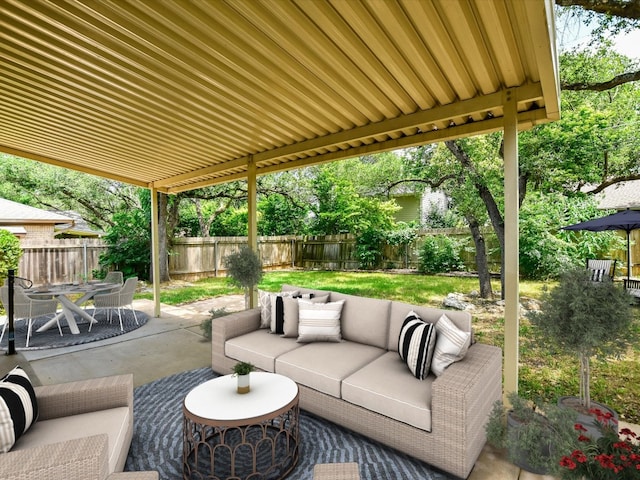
(232, 361, 255, 394)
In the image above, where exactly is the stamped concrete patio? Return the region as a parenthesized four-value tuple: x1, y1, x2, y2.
(0, 295, 625, 480)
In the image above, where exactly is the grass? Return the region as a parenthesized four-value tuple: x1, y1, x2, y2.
(139, 270, 640, 424)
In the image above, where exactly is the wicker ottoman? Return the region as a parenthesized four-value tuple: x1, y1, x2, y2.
(313, 463, 360, 480)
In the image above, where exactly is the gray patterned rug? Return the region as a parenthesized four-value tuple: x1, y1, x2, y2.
(125, 367, 454, 480)
(0, 309, 148, 350)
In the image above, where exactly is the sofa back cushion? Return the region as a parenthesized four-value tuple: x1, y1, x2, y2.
(388, 301, 472, 352)
(282, 285, 391, 349)
(323, 291, 391, 349)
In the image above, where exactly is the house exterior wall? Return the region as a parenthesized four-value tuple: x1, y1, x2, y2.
(393, 196, 421, 224)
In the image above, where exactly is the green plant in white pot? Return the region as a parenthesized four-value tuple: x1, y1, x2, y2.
(223, 246, 263, 309)
(232, 361, 255, 394)
(528, 267, 635, 428)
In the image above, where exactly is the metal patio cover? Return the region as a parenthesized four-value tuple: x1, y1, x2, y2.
(0, 0, 559, 192)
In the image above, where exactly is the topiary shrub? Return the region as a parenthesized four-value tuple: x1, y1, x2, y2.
(223, 246, 263, 309)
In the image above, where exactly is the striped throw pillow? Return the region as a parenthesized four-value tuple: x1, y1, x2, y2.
(0, 366, 39, 453)
(258, 290, 298, 329)
(431, 314, 471, 377)
(398, 311, 437, 380)
(297, 300, 344, 343)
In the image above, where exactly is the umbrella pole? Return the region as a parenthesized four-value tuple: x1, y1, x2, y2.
(628, 230, 632, 280)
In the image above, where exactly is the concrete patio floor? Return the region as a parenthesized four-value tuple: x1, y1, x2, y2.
(0, 295, 630, 480)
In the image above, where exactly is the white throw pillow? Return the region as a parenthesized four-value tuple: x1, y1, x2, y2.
(297, 300, 344, 343)
(398, 311, 437, 380)
(431, 314, 471, 377)
(281, 295, 330, 338)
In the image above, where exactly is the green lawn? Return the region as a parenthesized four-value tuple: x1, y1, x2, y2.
(139, 270, 640, 424)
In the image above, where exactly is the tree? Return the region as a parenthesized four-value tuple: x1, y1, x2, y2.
(556, 0, 640, 91)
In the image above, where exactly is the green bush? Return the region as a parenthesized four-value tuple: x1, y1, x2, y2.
(99, 209, 151, 280)
(0, 229, 23, 282)
(519, 193, 623, 280)
(355, 229, 386, 270)
(200, 307, 229, 340)
(417, 234, 465, 274)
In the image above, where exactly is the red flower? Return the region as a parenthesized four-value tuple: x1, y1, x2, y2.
(614, 441, 633, 451)
(574, 423, 588, 432)
(560, 456, 577, 470)
(578, 434, 590, 442)
(621, 428, 637, 438)
(570, 450, 588, 463)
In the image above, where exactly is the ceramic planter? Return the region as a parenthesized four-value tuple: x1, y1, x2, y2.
(237, 373, 250, 394)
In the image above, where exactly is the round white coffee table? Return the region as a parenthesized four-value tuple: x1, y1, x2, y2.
(182, 372, 299, 480)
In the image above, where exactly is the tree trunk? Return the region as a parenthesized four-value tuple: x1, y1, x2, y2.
(465, 213, 493, 298)
(446, 140, 505, 297)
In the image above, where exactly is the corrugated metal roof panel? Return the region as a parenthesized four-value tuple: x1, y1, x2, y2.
(0, 0, 559, 193)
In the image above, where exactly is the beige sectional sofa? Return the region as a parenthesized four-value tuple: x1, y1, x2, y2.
(0, 373, 157, 480)
(211, 285, 502, 479)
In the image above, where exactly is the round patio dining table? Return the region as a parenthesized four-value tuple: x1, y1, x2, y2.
(27, 281, 120, 334)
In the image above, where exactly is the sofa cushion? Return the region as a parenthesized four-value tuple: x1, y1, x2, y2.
(297, 299, 344, 343)
(281, 295, 330, 338)
(11, 406, 130, 474)
(276, 341, 385, 397)
(326, 291, 391, 349)
(388, 301, 472, 351)
(398, 311, 437, 380)
(0, 366, 38, 453)
(342, 351, 434, 432)
(431, 314, 471, 376)
(226, 330, 304, 372)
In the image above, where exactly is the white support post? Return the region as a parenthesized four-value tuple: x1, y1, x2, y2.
(150, 186, 161, 317)
(503, 89, 520, 398)
(247, 157, 258, 308)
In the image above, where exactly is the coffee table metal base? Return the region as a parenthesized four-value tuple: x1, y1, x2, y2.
(183, 403, 299, 480)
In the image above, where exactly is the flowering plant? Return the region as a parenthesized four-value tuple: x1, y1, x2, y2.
(559, 408, 640, 479)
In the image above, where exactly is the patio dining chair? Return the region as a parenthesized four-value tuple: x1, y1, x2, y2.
(586, 259, 617, 282)
(0, 285, 60, 347)
(104, 271, 124, 286)
(624, 278, 640, 304)
(91, 277, 139, 331)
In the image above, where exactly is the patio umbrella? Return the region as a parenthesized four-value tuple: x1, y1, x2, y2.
(562, 208, 640, 280)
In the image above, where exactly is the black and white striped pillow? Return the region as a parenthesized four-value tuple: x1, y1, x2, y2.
(0, 366, 39, 453)
(398, 311, 437, 380)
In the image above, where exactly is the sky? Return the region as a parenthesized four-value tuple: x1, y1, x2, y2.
(557, 14, 640, 60)
(613, 30, 640, 59)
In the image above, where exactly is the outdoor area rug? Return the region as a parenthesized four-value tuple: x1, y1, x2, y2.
(0, 309, 148, 350)
(125, 367, 454, 480)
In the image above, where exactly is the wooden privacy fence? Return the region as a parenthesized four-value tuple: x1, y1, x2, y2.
(13, 230, 640, 285)
(18, 238, 108, 286)
(169, 236, 300, 281)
